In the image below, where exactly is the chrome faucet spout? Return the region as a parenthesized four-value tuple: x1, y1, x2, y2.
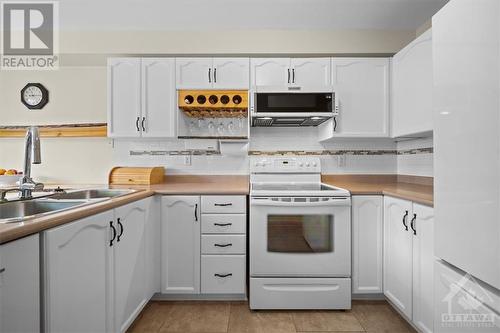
(20, 126, 43, 199)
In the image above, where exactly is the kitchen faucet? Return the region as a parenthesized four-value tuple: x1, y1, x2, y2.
(0, 127, 44, 201)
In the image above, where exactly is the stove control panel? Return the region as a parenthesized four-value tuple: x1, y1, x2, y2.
(251, 157, 321, 173)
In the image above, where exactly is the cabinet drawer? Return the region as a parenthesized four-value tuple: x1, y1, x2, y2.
(201, 255, 246, 294)
(202, 235, 246, 254)
(202, 214, 246, 234)
(201, 196, 246, 213)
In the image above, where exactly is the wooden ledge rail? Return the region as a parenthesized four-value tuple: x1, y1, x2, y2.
(0, 123, 107, 138)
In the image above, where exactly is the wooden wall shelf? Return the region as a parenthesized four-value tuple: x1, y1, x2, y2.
(0, 123, 107, 138)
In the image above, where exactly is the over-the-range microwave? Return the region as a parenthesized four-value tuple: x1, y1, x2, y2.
(250, 87, 338, 127)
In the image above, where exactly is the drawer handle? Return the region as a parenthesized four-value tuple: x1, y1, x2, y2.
(214, 273, 233, 278)
(214, 223, 232, 227)
(214, 203, 232, 207)
(214, 243, 233, 247)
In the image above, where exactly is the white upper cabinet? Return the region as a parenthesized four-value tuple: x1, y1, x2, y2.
(161, 196, 201, 294)
(250, 58, 290, 87)
(384, 196, 413, 319)
(325, 58, 390, 138)
(352, 196, 383, 294)
(213, 58, 250, 89)
(250, 58, 331, 89)
(108, 58, 142, 138)
(176, 57, 249, 89)
(291, 58, 331, 87)
(392, 29, 432, 137)
(142, 58, 176, 138)
(108, 57, 176, 138)
(176, 58, 213, 89)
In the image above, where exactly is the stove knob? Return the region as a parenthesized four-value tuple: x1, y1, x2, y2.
(312, 162, 317, 167)
(298, 162, 303, 167)
(305, 162, 310, 167)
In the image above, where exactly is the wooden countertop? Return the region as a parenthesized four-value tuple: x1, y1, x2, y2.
(322, 174, 434, 207)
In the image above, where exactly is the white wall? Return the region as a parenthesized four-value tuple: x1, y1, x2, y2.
(396, 137, 434, 177)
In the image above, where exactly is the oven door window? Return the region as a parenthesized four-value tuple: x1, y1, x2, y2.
(267, 215, 333, 253)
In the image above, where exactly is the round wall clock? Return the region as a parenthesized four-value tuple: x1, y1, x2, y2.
(21, 83, 49, 109)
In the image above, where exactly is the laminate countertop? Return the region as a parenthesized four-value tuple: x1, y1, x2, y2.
(322, 175, 434, 207)
(0, 174, 432, 245)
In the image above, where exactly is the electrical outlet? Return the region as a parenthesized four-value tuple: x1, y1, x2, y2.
(338, 155, 346, 168)
(184, 155, 192, 166)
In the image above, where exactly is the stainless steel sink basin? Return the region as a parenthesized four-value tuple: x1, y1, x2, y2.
(0, 200, 88, 223)
(50, 189, 135, 200)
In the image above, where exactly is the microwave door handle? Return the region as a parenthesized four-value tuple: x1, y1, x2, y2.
(250, 198, 350, 207)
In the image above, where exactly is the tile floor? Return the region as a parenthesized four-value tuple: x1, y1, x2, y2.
(127, 300, 416, 333)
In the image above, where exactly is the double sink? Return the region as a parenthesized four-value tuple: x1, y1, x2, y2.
(0, 189, 135, 223)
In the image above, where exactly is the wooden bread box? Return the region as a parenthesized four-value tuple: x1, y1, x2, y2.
(109, 167, 164, 185)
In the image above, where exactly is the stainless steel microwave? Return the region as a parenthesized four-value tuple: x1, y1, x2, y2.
(251, 89, 338, 127)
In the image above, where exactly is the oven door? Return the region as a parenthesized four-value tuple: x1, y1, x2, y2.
(250, 196, 351, 277)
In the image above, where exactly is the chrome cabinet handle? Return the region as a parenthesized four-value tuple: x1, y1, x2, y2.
(287, 68, 290, 84)
(117, 218, 124, 242)
(214, 243, 232, 247)
(208, 68, 211, 83)
(214, 273, 232, 278)
(410, 214, 417, 235)
(213, 68, 217, 83)
(214, 203, 232, 207)
(110, 221, 117, 247)
(214, 223, 232, 227)
(402, 211, 409, 231)
(333, 116, 338, 132)
(141, 117, 146, 132)
(194, 203, 198, 221)
(292, 68, 295, 83)
(135, 117, 140, 132)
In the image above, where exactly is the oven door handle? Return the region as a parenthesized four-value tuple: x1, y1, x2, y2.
(251, 198, 350, 207)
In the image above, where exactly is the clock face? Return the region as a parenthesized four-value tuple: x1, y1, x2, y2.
(21, 83, 48, 109)
(23, 86, 43, 106)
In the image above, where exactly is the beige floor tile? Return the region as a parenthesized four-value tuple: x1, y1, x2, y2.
(352, 301, 416, 333)
(159, 301, 231, 333)
(228, 303, 297, 333)
(128, 302, 174, 333)
(292, 310, 364, 332)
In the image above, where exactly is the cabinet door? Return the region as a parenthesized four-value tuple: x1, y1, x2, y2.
(392, 29, 432, 137)
(142, 58, 176, 138)
(352, 196, 383, 294)
(176, 58, 213, 89)
(384, 196, 413, 319)
(114, 199, 149, 333)
(108, 58, 142, 137)
(213, 58, 250, 89)
(331, 58, 390, 137)
(44, 210, 114, 333)
(412, 204, 435, 333)
(161, 196, 200, 294)
(250, 58, 290, 87)
(0, 234, 39, 333)
(291, 58, 331, 88)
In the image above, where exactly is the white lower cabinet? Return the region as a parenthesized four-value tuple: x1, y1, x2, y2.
(0, 234, 40, 333)
(384, 196, 434, 333)
(352, 196, 383, 294)
(161, 195, 247, 296)
(44, 198, 153, 333)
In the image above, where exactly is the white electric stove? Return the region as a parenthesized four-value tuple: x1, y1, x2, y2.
(249, 156, 352, 310)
